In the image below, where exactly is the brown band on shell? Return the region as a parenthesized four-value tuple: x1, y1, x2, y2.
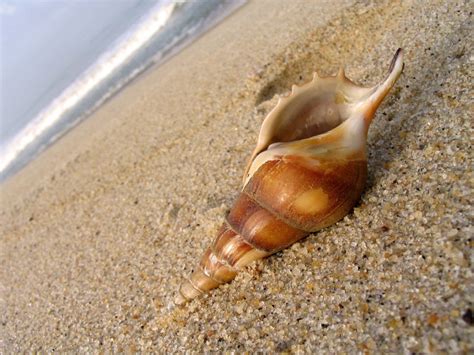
(189, 268, 220, 292)
(198, 263, 223, 285)
(199, 247, 238, 283)
(211, 224, 254, 266)
(226, 192, 307, 252)
(245, 158, 367, 232)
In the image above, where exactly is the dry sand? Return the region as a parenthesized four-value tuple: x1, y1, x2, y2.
(1, 0, 473, 352)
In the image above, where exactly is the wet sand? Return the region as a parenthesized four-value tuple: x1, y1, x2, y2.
(1, 0, 472, 352)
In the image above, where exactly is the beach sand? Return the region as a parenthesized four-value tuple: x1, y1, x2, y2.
(1, 0, 472, 352)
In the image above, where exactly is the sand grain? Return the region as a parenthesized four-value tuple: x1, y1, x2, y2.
(1, 0, 472, 352)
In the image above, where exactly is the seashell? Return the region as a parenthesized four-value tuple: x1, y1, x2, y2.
(175, 49, 404, 305)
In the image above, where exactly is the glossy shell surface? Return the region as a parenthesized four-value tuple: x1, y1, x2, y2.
(176, 49, 404, 305)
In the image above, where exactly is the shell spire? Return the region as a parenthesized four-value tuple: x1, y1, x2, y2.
(175, 49, 404, 305)
(337, 66, 346, 79)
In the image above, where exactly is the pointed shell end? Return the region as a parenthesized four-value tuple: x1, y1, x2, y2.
(174, 292, 188, 306)
(337, 66, 346, 79)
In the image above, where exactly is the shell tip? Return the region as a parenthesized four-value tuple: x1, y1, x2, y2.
(337, 66, 346, 79)
(390, 48, 404, 73)
(360, 48, 404, 125)
(174, 291, 188, 306)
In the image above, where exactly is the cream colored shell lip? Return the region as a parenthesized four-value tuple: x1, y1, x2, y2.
(243, 49, 404, 188)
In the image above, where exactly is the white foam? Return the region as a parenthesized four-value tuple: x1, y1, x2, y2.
(0, 0, 176, 175)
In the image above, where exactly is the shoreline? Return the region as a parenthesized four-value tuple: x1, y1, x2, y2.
(1, 0, 472, 352)
(0, 1, 248, 188)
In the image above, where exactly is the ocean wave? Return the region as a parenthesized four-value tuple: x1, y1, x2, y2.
(0, 0, 246, 182)
(0, 0, 177, 177)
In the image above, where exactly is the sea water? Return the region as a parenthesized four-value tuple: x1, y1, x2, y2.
(0, 0, 246, 182)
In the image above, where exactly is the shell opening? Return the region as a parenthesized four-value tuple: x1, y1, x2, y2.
(244, 49, 404, 183)
(255, 56, 403, 150)
(271, 90, 357, 142)
(278, 48, 404, 142)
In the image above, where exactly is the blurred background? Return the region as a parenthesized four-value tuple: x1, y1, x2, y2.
(0, 0, 245, 182)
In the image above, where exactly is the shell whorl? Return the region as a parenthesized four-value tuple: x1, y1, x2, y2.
(176, 155, 367, 305)
(175, 49, 403, 305)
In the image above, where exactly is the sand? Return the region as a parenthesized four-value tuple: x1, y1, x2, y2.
(1, 0, 472, 352)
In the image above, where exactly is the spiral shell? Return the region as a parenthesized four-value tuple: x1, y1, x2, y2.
(175, 49, 404, 305)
